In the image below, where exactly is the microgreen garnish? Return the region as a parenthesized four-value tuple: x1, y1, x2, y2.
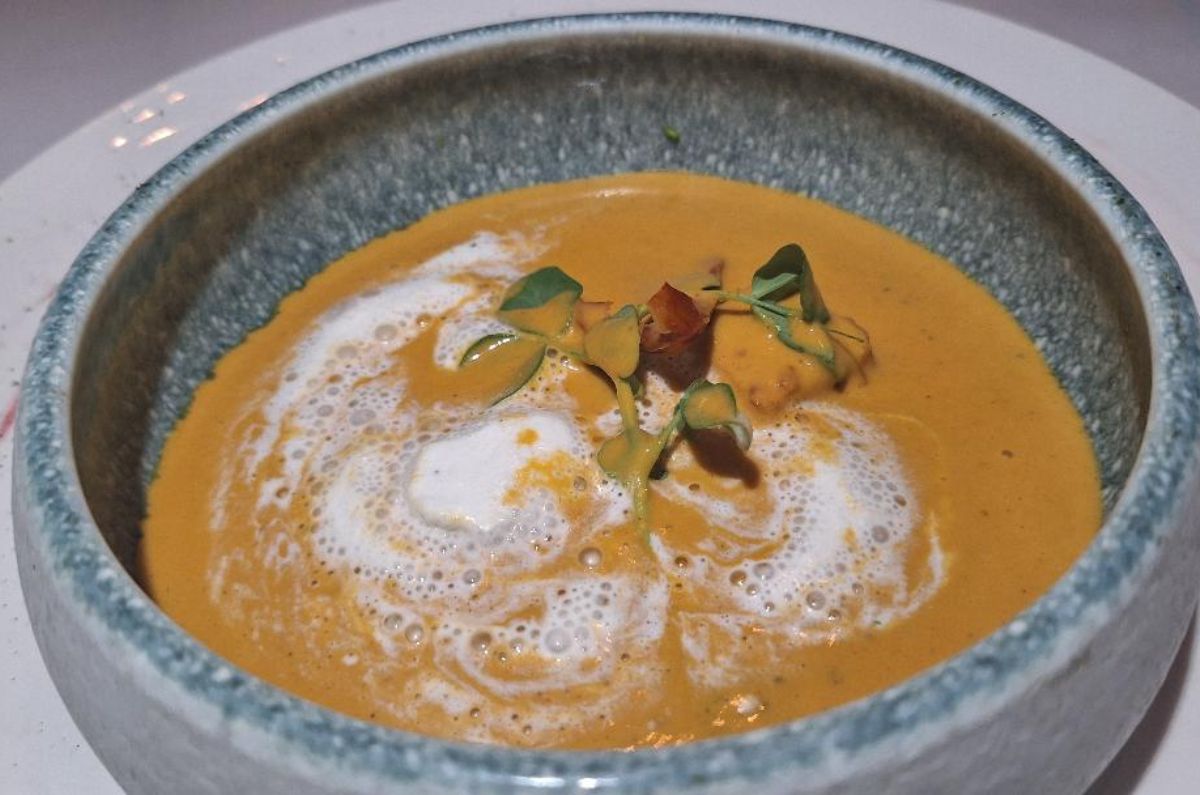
(751, 243, 829, 322)
(662, 125, 682, 144)
(458, 245, 870, 543)
(458, 333, 547, 404)
(679, 380, 753, 451)
(584, 305, 642, 380)
(457, 266, 587, 406)
(598, 378, 752, 539)
(459, 333, 519, 364)
(709, 244, 866, 377)
(497, 266, 583, 336)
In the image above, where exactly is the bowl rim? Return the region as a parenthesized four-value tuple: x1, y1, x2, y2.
(16, 11, 1200, 790)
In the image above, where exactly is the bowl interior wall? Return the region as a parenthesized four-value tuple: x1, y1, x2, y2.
(67, 30, 1148, 573)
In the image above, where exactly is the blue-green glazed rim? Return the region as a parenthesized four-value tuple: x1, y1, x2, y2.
(16, 12, 1200, 792)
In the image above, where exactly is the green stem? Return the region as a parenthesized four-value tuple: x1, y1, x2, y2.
(631, 472, 651, 540)
(655, 407, 685, 452)
(712, 290, 795, 316)
(614, 378, 640, 437)
(826, 327, 866, 343)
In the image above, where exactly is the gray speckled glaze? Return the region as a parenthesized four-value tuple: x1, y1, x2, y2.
(13, 13, 1200, 795)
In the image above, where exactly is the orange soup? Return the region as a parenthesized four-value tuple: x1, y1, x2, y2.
(140, 172, 1101, 748)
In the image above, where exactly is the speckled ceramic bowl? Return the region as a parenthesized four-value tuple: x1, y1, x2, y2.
(13, 13, 1200, 795)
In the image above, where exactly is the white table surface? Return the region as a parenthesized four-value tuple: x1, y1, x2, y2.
(1, 1, 1197, 792)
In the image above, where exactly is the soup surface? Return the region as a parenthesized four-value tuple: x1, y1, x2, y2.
(140, 172, 1101, 749)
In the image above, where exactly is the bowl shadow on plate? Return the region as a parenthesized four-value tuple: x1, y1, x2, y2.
(1087, 612, 1196, 794)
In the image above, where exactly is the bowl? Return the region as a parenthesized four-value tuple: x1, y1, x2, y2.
(13, 13, 1200, 794)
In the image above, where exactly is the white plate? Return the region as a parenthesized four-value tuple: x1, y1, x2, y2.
(1, 1, 1197, 792)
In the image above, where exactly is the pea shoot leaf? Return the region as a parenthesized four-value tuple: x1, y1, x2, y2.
(458, 333, 547, 405)
(753, 308, 838, 370)
(597, 427, 656, 480)
(583, 304, 642, 379)
(499, 266, 582, 310)
(498, 266, 583, 336)
(679, 380, 753, 450)
(459, 333, 516, 366)
(751, 244, 830, 323)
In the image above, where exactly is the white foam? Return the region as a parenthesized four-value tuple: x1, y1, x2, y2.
(408, 412, 580, 533)
(412, 230, 539, 280)
(237, 231, 541, 481)
(657, 404, 945, 686)
(379, 574, 671, 742)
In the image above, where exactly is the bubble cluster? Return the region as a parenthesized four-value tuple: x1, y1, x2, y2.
(664, 405, 941, 631)
(659, 405, 945, 686)
(411, 230, 543, 281)
(742, 408, 918, 609)
(431, 575, 668, 699)
(234, 273, 469, 498)
(308, 407, 598, 606)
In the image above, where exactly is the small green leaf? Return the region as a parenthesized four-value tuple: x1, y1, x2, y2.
(597, 433, 631, 479)
(459, 333, 518, 367)
(498, 266, 583, 336)
(750, 271, 799, 300)
(680, 380, 753, 450)
(662, 125, 682, 144)
(751, 245, 805, 299)
(679, 380, 735, 425)
(499, 267, 582, 311)
(458, 334, 547, 405)
(597, 426, 660, 478)
(583, 305, 642, 379)
(753, 307, 838, 372)
(751, 244, 830, 323)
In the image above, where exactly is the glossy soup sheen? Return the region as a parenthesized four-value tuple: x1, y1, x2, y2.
(140, 172, 1101, 749)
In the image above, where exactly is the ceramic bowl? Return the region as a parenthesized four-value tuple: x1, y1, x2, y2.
(14, 13, 1200, 794)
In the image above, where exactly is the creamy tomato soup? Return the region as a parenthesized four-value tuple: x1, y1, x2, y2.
(140, 172, 1101, 749)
